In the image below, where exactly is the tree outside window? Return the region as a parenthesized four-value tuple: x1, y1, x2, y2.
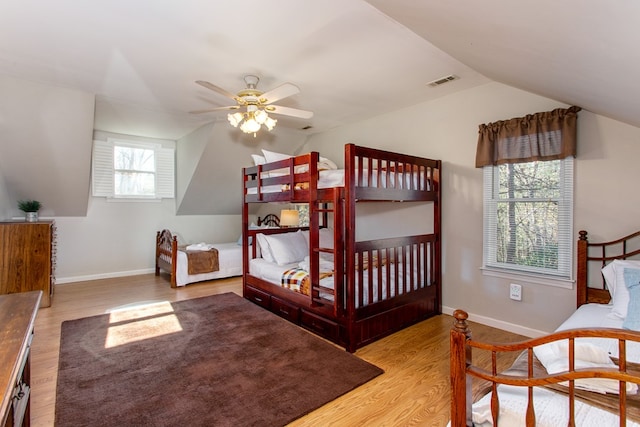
(114, 146, 156, 197)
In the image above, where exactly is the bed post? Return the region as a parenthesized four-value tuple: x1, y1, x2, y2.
(155, 231, 161, 276)
(434, 160, 442, 314)
(577, 230, 588, 307)
(170, 236, 178, 288)
(450, 309, 473, 427)
(344, 144, 358, 352)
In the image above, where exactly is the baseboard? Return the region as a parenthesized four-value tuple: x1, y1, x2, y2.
(55, 268, 155, 285)
(442, 305, 548, 338)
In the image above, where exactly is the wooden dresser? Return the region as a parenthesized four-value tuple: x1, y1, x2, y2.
(0, 291, 41, 427)
(0, 221, 56, 308)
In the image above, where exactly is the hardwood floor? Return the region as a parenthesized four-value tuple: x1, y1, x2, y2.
(30, 274, 526, 426)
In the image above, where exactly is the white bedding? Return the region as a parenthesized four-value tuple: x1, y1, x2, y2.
(473, 384, 639, 427)
(549, 302, 640, 362)
(175, 242, 242, 287)
(249, 255, 427, 307)
(470, 303, 640, 426)
(247, 168, 430, 194)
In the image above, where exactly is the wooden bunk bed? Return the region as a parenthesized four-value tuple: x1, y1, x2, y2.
(242, 143, 442, 352)
(450, 229, 640, 426)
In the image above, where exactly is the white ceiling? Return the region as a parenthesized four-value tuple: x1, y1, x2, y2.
(0, 0, 487, 141)
(2, 0, 639, 218)
(1, 0, 639, 141)
(0, 0, 640, 139)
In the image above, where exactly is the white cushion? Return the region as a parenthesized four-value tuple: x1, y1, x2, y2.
(262, 149, 291, 163)
(300, 228, 334, 250)
(261, 231, 308, 265)
(256, 233, 275, 263)
(263, 149, 338, 173)
(319, 156, 338, 170)
(603, 259, 640, 319)
(251, 154, 266, 166)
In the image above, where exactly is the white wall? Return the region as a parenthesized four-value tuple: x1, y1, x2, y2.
(0, 75, 94, 217)
(304, 82, 640, 335)
(0, 166, 10, 219)
(53, 197, 243, 282)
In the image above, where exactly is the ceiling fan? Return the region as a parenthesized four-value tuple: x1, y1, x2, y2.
(190, 75, 313, 135)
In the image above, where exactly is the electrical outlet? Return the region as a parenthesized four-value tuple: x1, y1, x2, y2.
(509, 283, 522, 301)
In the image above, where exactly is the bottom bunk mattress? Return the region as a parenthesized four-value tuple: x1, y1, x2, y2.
(175, 242, 242, 286)
(249, 255, 430, 307)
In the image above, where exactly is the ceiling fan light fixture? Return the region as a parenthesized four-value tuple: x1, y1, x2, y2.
(228, 107, 277, 136)
(193, 75, 310, 136)
(227, 112, 244, 127)
(254, 109, 268, 124)
(264, 116, 277, 131)
(240, 116, 261, 134)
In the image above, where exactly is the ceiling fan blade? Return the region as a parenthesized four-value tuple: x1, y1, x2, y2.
(195, 80, 238, 100)
(189, 105, 240, 114)
(265, 105, 313, 119)
(259, 83, 300, 104)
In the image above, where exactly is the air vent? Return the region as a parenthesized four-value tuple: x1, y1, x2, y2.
(427, 75, 458, 87)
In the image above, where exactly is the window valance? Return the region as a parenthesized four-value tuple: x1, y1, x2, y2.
(475, 106, 581, 168)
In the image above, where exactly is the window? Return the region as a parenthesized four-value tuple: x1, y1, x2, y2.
(476, 106, 580, 281)
(483, 157, 573, 279)
(92, 139, 175, 199)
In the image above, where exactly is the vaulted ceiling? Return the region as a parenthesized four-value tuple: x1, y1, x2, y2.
(1, 0, 638, 215)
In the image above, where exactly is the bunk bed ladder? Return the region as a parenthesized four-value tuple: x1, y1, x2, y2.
(309, 190, 344, 317)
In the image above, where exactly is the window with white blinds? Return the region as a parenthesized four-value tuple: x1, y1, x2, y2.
(92, 139, 175, 199)
(482, 157, 573, 279)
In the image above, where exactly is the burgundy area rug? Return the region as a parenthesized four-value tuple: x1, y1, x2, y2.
(54, 292, 383, 426)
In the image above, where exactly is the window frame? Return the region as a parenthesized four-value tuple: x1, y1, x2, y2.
(482, 157, 574, 284)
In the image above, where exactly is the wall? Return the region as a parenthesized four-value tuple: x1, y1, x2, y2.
(304, 82, 640, 335)
(0, 166, 10, 219)
(52, 123, 310, 282)
(0, 75, 94, 217)
(52, 197, 242, 282)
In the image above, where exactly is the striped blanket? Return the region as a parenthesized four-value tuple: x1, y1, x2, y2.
(281, 268, 333, 296)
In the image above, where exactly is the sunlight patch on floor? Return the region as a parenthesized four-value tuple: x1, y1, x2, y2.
(105, 301, 183, 348)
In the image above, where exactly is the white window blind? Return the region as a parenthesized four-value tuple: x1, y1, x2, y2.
(92, 139, 175, 199)
(482, 157, 574, 279)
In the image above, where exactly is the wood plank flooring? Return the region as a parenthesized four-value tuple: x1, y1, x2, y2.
(29, 274, 526, 426)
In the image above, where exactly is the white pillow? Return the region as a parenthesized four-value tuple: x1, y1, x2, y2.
(262, 149, 291, 163)
(251, 154, 266, 166)
(319, 156, 338, 170)
(604, 259, 640, 319)
(300, 228, 334, 250)
(262, 231, 308, 265)
(256, 233, 275, 263)
(602, 261, 617, 297)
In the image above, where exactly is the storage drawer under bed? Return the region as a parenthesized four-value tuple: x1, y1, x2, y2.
(271, 296, 300, 323)
(300, 309, 340, 342)
(244, 285, 270, 309)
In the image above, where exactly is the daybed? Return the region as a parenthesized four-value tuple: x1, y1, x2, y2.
(154, 216, 278, 288)
(450, 229, 640, 426)
(242, 143, 442, 352)
(154, 229, 243, 288)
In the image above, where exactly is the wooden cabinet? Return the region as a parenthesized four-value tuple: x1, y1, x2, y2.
(0, 221, 56, 308)
(0, 291, 41, 427)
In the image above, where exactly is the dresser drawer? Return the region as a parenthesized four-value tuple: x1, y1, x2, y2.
(244, 286, 270, 309)
(300, 310, 339, 342)
(271, 297, 300, 323)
